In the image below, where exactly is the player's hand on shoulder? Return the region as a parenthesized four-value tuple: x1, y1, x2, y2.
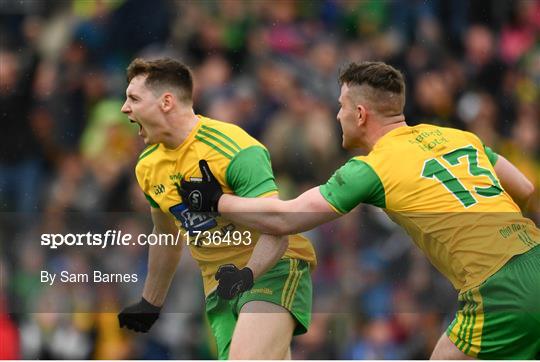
(215, 264, 254, 300)
(178, 160, 223, 213)
(118, 297, 161, 333)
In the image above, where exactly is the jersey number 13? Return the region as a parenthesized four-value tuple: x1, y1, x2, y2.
(421, 145, 503, 208)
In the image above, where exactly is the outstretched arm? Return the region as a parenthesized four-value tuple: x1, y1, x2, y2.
(180, 159, 341, 237)
(180, 158, 381, 236)
(494, 155, 535, 208)
(219, 187, 341, 235)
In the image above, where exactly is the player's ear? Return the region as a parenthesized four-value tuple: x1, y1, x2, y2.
(357, 104, 367, 126)
(160, 93, 174, 112)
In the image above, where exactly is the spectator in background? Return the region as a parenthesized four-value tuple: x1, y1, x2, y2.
(463, 24, 508, 96)
(0, 48, 43, 212)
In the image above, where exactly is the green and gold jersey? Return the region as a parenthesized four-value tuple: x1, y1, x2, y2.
(136, 115, 316, 296)
(320, 124, 539, 292)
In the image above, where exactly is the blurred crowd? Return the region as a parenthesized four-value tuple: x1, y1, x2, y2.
(1, 0, 539, 359)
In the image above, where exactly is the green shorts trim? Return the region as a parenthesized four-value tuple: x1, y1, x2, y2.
(446, 246, 540, 359)
(205, 258, 312, 359)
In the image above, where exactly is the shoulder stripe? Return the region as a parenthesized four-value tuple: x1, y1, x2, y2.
(195, 135, 233, 159)
(197, 129, 240, 157)
(138, 144, 159, 161)
(200, 125, 242, 152)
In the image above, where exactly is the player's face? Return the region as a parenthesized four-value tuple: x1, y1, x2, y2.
(121, 75, 164, 145)
(337, 84, 362, 149)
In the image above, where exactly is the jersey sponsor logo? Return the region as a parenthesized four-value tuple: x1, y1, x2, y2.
(408, 128, 449, 151)
(169, 203, 217, 232)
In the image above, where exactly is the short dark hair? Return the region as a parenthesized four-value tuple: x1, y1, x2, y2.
(339, 61, 405, 114)
(126, 58, 193, 102)
(339, 61, 405, 94)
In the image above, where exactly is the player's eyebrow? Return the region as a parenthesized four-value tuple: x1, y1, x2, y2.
(126, 92, 139, 100)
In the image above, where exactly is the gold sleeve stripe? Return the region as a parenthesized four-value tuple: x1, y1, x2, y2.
(195, 135, 233, 159)
(201, 125, 242, 152)
(257, 190, 279, 198)
(197, 129, 240, 157)
(325, 198, 345, 215)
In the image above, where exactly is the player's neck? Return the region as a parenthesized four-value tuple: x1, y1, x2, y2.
(160, 109, 199, 149)
(366, 117, 407, 150)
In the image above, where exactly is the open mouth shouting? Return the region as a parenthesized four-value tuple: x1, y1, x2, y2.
(129, 118, 144, 136)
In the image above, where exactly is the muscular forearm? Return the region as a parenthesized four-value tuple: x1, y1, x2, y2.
(142, 231, 182, 306)
(246, 234, 288, 279)
(219, 187, 339, 235)
(219, 194, 291, 234)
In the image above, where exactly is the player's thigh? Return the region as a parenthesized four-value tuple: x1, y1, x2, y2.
(431, 333, 474, 360)
(229, 300, 295, 359)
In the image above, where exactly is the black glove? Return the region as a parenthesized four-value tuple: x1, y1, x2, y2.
(179, 160, 223, 213)
(118, 297, 161, 333)
(215, 264, 254, 300)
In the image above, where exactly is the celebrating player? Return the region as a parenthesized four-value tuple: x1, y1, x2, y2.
(180, 61, 540, 359)
(117, 58, 316, 360)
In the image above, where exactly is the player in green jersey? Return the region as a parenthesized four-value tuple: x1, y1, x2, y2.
(180, 61, 539, 359)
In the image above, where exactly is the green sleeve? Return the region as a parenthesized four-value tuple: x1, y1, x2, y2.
(144, 193, 160, 208)
(483, 145, 499, 166)
(225, 146, 278, 197)
(319, 158, 385, 213)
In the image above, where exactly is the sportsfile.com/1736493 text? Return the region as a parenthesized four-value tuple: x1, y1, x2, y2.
(40, 229, 254, 249)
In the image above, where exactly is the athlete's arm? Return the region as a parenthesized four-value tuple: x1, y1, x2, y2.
(142, 207, 183, 306)
(118, 207, 182, 332)
(182, 158, 382, 235)
(243, 195, 289, 278)
(493, 155, 535, 207)
(246, 233, 288, 279)
(219, 187, 340, 236)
